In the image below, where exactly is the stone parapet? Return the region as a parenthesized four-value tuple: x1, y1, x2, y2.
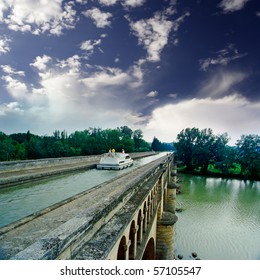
(0, 152, 156, 188)
(0, 154, 168, 260)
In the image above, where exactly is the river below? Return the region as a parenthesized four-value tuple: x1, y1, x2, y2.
(174, 174, 260, 260)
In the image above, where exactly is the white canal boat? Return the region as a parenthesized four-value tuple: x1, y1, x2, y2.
(96, 150, 133, 170)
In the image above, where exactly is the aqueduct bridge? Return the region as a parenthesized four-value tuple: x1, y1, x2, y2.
(0, 154, 178, 260)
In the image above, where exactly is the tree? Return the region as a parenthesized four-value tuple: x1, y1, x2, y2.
(175, 127, 229, 172)
(193, 129, 229, 173)
(175, 128, 200, 171)
(0, 132, 14, 161)
(236, 134, 260, 179)
(119, 126, 133, 139)
(215, 146, 239, 175)
(133, 129, 143, 151)
(0, 125, 150, 161)
(151, 137, 162, 151)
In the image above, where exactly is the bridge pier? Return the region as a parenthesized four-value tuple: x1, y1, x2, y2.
(156, 211, 177, 260)
(156, 157, 178, 260)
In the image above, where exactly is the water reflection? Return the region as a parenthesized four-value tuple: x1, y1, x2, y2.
(175, 174, 260, 260)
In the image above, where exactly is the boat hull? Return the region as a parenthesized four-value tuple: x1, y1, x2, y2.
(96, 160, 133, 170)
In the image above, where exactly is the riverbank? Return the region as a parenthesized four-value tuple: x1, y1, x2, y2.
(178, 169, 260, 182)
(0, 152, 156, 188)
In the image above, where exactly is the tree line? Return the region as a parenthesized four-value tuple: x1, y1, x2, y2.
(0, 126, 151, 161)
(174, 128, 260, 180)
(1, 125, 259, 180)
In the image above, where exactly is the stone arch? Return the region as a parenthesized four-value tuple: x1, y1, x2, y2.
(129, 220, 136, 260)
(143, 201, 147, 232)
(137, 210, 142, 244)
(142, 238, 155, 260)
(163, 186, 167, 210)
(154, 184, 158, 207)
(150, 191, 154, 213)
(117, 236, 127, 260)
(147, 195, 151, 223)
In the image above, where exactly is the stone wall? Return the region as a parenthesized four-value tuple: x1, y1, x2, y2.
(0, 152, 155, 188)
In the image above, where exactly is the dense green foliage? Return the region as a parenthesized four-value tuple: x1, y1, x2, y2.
(151, 137, 174, 151)
(0, 126, 150, 161)
(175, 128, 260, 180)
(1, 125, 259, 180)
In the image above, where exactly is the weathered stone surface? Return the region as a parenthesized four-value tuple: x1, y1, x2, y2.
(0, 154, 167, 260)
(74, 170, 162, 260)
(157, 211, 178, 226)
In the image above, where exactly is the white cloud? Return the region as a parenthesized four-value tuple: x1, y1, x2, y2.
(80, 39, 102, 57)
(129, 14, 173, 62)
(143, 94, 260, 145)
(199, 71, 247, 98)
(75, 0, 88, 3)
(147, 90, 158, 97)
(129, 11, 189, 62)
(199, 44, 247, 71)
(219, 0, 250, 13)
(1, 65, 25, 76)
(98, 0, 118, 6)
(80, 66, 131, 90)
(30, 55, 52, 71)
(122, 0, 146, 8)
(0, 0, 77, 35)
(1, 75, 29, 100)
(56, 55, 81, 75)
(1, 54, 147, 134)
(97, 0, 146, 8)
(0, 102, 24, 116)
(0, 36, 11, 54)
(83, 7, 112, 28)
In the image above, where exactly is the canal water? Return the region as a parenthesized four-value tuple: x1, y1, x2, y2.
(0, 153, 166, 228)
(174, 174, 260, 260)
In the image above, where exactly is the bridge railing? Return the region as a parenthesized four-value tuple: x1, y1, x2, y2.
(6, 154, 173, 260)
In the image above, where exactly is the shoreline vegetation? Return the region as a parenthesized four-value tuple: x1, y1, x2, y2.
(1, 126, 259, 181)
(174, 128, 260, 182)
(177, 168, 259, 182)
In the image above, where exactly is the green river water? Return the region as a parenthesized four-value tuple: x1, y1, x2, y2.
(174, 174, 260, 260)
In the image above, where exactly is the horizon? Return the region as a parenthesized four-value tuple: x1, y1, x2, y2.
(1, 0, 259, 146)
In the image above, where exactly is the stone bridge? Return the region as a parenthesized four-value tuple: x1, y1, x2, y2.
(0, 153, 178, 260)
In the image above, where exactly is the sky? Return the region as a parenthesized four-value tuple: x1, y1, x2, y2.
(0, 0, 259, 145)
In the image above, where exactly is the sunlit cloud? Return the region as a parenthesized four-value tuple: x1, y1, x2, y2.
(83, 7, 112, 28)
(199, 71, 247, 98)
(143, 94, 260, 145)
(0, 36, 11, 54)
(0, 0, 77, 35)
(129, 9, 189, 62)
(218, 0, 250, 13)
(0, 54, 147, 134)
